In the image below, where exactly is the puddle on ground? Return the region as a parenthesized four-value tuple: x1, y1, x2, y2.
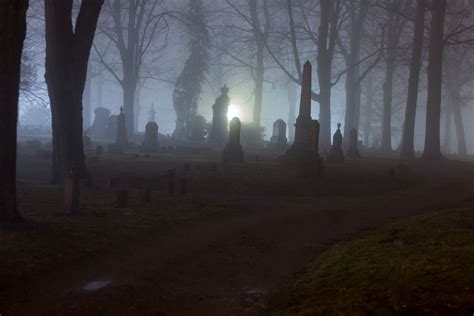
(242, 288, 268, 310)
(82, 280, 112, 291)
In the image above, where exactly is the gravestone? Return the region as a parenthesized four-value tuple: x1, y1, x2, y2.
(347, 128, 361, 158)
(115, 106, 128, 152)
(209, 85, 230, 146)
(142, 122, 159, 153)
(270, 119, 288, 151)
(280, 61, 321, 175)
(148, 103, 156, 123)
(87, 107, 110, 140)
(106, 115, 118, 141)
(222, 117, 244, 164)
(189, 115, 207, 143)
(64, 161, 80, 215)
(328, 123, 344, 162)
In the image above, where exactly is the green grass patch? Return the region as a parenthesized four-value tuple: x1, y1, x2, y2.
(272, 208, 474, 315)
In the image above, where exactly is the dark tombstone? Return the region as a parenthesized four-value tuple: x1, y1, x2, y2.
(106, 115, 119, 141)
(280, 61, 321, 176)
(222, 117, 244, 164)
(189, 115, 208, 143)
(64, 161, 80, 215)
(115, 106, 128, 152)
(270, 119, 288, 151)
(328, 123, 344, 162)
(148, 103, 156, 123)
(87, 107, 110, 140)
(116, 190, 128, 208)
(347, 128, 361, 158)
(142, 122, 159, 153)
(209, 85, 230, 146)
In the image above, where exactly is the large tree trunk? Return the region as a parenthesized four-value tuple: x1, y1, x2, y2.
(83, 67, 92, 130)
(422, 0, 447, 160)
(452, 98, 467, 156)
(344, 64, 360, 144)
(287, 81, 297, 143)
(249, 0, 269, 128)
(122, 69, 137, 139)
(252, 47, 264, 127)
(0, 0, 28, 222)
(381, 62, 395, 151)
(45, 0, 103, 183)
(443, 102, 452, 154)
(317, 0, 339, 150)
(400, 0, 426, 159)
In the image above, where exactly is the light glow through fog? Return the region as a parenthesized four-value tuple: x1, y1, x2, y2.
(227, 104, 241, 121)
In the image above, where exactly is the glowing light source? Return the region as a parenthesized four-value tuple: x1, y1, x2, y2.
(227, 104, 241, 121)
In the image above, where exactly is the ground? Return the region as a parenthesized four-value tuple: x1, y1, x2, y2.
(0, 149, 473, 315)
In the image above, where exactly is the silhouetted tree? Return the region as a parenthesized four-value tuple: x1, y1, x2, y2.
(380, 0, 409, 152)
(94, 0, 169, 136)
(173, 0, 210, 140)
(400, 0, 427, 159)
(422, 0, 447, 160)
(45, 0, 104, 184)
(0, 0, 28, 222)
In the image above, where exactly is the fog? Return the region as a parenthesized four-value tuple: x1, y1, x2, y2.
(17, 0, 474, 155)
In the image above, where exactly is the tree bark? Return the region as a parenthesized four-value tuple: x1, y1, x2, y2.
(422, 0, 447, 160)
(0, 0, 28, 222)
(400, 0, 426, 159)
(45, 0, 104, 183)
(287, 82, 297, 143)
(317, 0, 340, 150)
(83, 67, 92, 130)
(443, 102, 452, 154)
(342, 1, 367, 147)
(452, 100, 467, 156)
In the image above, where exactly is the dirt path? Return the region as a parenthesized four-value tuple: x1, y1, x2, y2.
(3, 175, 472, 316)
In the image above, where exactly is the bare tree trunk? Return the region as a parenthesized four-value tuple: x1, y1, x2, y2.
(443, 102, 452, 154)
(45, 0, 103, 183)
(317, 0, 339, 150)
(249, 0, 269, 128)
(122, 70, 137, 139)
(381, 62, 395, 151)
(422, 0, 447, 160)
(452, 99, 467, 156)
(134, 83, 141, 133)
(287, 81, 297, 143)
(400, 0, 426, 159)
(0, 0, 28, 222)
(83, 67, 92, 130)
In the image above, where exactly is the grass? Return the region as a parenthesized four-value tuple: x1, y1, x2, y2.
(272, 208, 474, 315)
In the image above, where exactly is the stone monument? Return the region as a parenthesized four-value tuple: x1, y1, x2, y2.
(280, 61, 321, 175)
(270, 119, 288, 151)
(209, 85, 230, 146)
(106, 115, 118, 141)
(222, 117, 244, 164)
(148, 103, 156, 123)
(328, 123, 344, 162)
(86, 107, 110, 139)
(142, 122, 159, 153)
(347, 128, 361, 158)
